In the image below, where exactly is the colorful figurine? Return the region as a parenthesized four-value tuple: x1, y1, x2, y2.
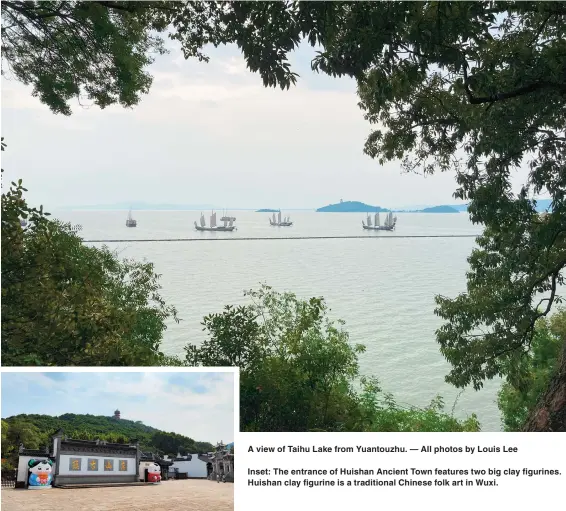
(147, 462, 161, 483)
(28, 459, 53, 488)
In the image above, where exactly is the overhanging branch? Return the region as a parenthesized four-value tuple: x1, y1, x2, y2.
(462, 64, 564, 105)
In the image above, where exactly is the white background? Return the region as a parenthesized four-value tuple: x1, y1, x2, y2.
(236, 432, 566, 510)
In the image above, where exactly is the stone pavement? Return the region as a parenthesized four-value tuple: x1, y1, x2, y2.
(1, 479, 233, 511)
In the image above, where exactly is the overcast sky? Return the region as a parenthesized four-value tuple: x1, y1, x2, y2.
(1, 371, 234, 445)
(1, 39, 530, 210)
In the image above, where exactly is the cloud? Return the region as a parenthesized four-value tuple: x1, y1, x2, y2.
(1, 42, 532, 210)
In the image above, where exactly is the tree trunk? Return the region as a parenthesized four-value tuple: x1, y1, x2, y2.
(523, 340, 566, 431)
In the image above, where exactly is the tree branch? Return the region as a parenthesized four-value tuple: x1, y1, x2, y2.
(462, 64, 564, 105)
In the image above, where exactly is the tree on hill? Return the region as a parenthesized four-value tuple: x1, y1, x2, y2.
(0, 413, 214, 461)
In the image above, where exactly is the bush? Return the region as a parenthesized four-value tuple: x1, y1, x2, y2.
(186, 285, 480, 432)
(1, 145, 180, 366)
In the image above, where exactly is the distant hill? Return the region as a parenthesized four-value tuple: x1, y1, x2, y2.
(256, 209, 279, 213)
(443, 200, 553, 213)
(442, 200, 552, 213)
(317, 201, 389, 213)
(418, 205, 459, 213)
(1, 413, 215, 463)
(448, 204, 469, 212)
(392, 205, 461, 213)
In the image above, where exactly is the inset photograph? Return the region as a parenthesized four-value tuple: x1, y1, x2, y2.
(1, 370, 234, 511)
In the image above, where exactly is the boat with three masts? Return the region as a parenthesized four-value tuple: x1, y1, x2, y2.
(126, 209, 137, 227)
(362, 211, 397, 231)
(220, 209, 236, 222)
(195, 211, 236, 232)
(269, 211, 293, 227)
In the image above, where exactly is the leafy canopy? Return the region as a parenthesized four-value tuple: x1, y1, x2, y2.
(0, 0, 305, 114)
(1, 1, 169, 115)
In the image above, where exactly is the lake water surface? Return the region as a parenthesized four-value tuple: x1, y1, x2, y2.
(52, 209, 502, 431)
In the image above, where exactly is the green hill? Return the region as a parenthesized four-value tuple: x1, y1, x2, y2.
(316, 201, 389, 213)
(418, 205, 459, 213)
(1, 413, 215, 467)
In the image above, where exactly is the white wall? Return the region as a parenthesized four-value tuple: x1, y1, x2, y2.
(170, 456, 208, 478)
(58, 454, 135, 476)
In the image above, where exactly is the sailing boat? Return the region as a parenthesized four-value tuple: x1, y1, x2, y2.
(220, 209, 236, 222)
(126, 209, 137, 227)
(362, 211, 397, 231)
(269, 210, 293, 227)
(194, 211, 236, 232)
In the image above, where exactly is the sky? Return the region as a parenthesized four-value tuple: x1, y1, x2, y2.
(0, 371, 235, 445)
(1, 38, 530, 210)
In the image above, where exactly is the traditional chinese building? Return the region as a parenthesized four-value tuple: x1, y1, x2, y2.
(53, 430, 140, 485)
(16, 430, 142, 487)
(164, 453, 208, 479)
(198, 441, 234, 482)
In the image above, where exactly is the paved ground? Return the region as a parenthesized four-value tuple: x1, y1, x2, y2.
(1, 479, 234, 511)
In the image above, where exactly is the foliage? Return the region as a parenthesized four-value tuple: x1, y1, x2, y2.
(1, 0, 171, 115)
(186, 286, 480, 432)
(355, 377, 480, 432)
(0, 1, 309, 115)
(2, 419, 12, 455)
(0, 413, 214, 466)
(498, 310, 566, 431)
(1, 143, 180, 366)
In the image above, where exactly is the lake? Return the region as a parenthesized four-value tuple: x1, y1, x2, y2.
(52, 209, 502, 431)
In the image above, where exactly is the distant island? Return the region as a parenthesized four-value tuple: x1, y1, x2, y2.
(419, 200, 551, 213)
(316, 201, 390, 213)
(256, 208, 279, 213)
(316, 201, 461, 213)
(415, 205, 459, 213)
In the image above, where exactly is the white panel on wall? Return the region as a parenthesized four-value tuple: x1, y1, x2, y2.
(58, 454, 135, 476)
(17, 456, 35, 482)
